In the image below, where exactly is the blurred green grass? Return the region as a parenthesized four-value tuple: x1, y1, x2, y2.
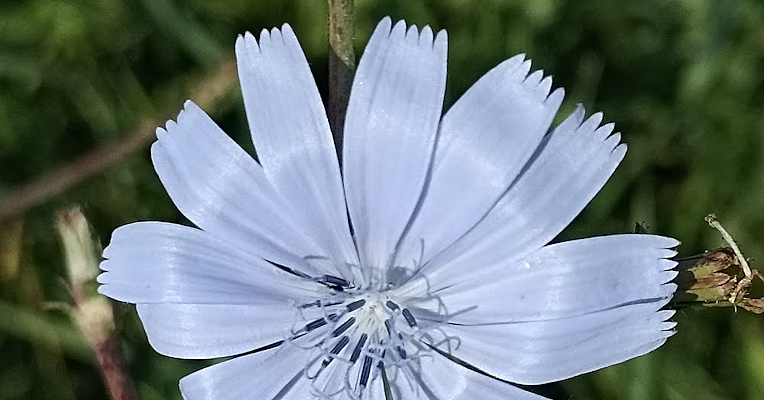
(2, 0, 764, 399)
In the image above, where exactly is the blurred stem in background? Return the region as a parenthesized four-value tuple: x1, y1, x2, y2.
(55, 207, 136, 400)
(0, 61, 237, 223)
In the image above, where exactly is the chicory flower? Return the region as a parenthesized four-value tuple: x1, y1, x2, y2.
(99, 17, 678, 400)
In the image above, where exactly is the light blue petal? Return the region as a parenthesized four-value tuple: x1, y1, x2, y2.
(394, 55, 564, 275)
(407, 235, 678, 324)
(179, 344, 313, 399)
(391, 347, 549, 399)
(406, 106, 626, 284)
(136, 303, 297, 359)
(98, 221, 322, 305)
(436, 303, 675, 385)
(342, 18, 447, 282)
(151, 101, 333, 276)
(236, 26, 358, 278)
(403, 235, 678, 385)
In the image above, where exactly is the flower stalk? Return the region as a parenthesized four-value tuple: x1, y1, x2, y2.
(327, 0, 356, 153)
(56, 207, 137, 400)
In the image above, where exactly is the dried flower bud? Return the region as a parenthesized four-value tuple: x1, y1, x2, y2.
(672, 216, 764, 314)
(674, 248, 740, 305)
(56, 206, 135, 400)
(56, 206, 100, 292)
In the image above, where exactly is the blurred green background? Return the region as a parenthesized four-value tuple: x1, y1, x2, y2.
(1, 0, 763, 399)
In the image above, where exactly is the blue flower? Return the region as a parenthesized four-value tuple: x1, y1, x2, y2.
(99, 17, 678, 400)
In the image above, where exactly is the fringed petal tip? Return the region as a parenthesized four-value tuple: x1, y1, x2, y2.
(154, 99, 208, 141)
(374, 17, 447, 50)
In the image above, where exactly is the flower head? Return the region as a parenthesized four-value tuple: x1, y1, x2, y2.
(98, 17, 679, 400)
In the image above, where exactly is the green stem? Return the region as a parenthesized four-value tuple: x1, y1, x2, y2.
(327, 0, 356, 155)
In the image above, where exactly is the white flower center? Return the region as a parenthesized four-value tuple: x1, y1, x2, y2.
(288, 274, 438, 399)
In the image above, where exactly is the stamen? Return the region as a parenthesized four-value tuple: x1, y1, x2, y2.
(318, 274, 350, 290)
(290, 291, 449, 399)
(332, 317, 356, 337)
(321, 335, 351, 368)
(330, 336, 350, 355)
(299, 300, 320, 309)
(350, 333, 368, 363)
(303, 313, 338, 332)
(309, 335, 352, 381)
(359, 355, 373, 387)
(299, 299, 343, 309)
(305, 317, 328, 332)
(402, 308, 417, 327)
(346, 299, 366, 312)
(396, 346, 407, 360)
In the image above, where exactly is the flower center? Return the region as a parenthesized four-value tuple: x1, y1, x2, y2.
(289, 279, 429, 399)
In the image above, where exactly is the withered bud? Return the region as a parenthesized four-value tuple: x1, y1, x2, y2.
(56, 206, 115, 342)
(55, 206, 136, 400)
(56, 206, 100, 293)
(673, 247, 764, 314)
